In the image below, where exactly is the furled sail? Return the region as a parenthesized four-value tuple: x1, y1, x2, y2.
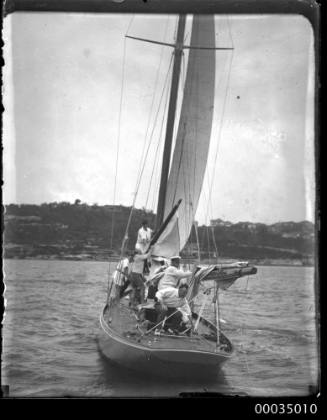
(153, 15, 216, 258)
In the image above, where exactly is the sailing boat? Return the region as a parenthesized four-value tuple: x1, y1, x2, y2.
(98, 14, 257, 379)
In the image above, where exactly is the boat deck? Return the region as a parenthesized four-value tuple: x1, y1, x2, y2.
(104, 298, 231, 353)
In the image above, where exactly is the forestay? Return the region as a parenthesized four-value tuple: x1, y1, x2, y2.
(153, 15, 216, 258)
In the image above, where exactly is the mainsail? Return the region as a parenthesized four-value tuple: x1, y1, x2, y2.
(153, 15, 216, 258)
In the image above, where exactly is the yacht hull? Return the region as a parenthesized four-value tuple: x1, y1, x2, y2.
(98, 309, 232, 379)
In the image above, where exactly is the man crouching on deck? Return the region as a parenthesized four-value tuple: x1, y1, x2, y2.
(154, 284, 194, 335)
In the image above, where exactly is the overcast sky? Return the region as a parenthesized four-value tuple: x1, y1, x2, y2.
(3, 12, 315, 224)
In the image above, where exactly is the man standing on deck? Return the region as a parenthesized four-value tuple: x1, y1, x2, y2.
(158, 255, 193, 290)
(110, 254, 131, 304)
(129, 246, 153, 308)
(135, 220, 153, 275)
(135, 220, 153, 254)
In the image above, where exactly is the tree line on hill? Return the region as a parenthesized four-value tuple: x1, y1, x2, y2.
(3, 202, 315, 263)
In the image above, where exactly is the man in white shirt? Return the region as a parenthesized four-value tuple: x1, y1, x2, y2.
(135, 220, 153, 275)
(110, 255, 130, 305)
(135, 220, 153, 254)
(158, 256, 193, 290)
(146, 257, 168, 299)
(155, 283, 194, 334)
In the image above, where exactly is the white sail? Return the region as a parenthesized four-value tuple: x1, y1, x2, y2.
(152, 211, 180, 258)
(155, 15, 216, 257)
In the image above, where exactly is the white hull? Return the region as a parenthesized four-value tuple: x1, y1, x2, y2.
(98, 308, 232, 379)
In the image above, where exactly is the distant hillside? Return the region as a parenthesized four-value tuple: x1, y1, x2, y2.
(3, 202, 315, 265)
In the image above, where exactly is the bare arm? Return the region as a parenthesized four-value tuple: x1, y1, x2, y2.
(135, 247, 153, 261)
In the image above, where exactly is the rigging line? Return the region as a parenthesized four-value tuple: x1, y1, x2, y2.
(110, 32, 128, 251)
(150, 109, 169, 212)
(204, 173, 218, 260)
(183, 158, 193, 256)
(200, 219, 206, 251)
(134, 17, 170, 195)
(145, 67, 171, 209)
(199, 55, 230, 243)
(144, 125, 164, 211)
(181, 38, 186, 89)
(204, 162, 212, 225)
(171, 50, 187, 208)
(119, 55, 174, 255)
(191, 54, 202, 215)
(183, 127, 195, 252)
(211, 225, 219, 262)
(201, 184, 214, 262)
(135, 53, 173, 191)
(172, 130, 186, 205)
(204, 178, 219, 262)
(173, 15, 178, 42)
(206, 223, 211, 259)
(144, 16, 171, 210)
(203, 51, 230, 226)
(172, 49, 197, 247)
(204, 50, 234, 229)
(133, 54, 174, 199)
(125, 15, 135, 37)
(176, 141, 187, 249)
(185, 66, 199, 243)
(151, 102, 169, 211)
(226, 16, 235, 49)
(171, 56, 187, 203)
(178, 41, 198, 225)
(171, 49, 187, 218)
(202, 167, 213, 258)
(194, 220, 201, 262)
(151, 160, 161, 211)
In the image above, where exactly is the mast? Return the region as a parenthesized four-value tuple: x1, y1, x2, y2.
(155, 15, 186, 230)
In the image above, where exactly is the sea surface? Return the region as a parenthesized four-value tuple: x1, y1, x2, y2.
(2, 259, 319, 398)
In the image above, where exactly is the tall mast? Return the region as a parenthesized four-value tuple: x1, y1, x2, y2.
(155, 14, 186, 230)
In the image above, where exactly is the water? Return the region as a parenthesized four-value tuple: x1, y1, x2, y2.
(2, 259, 319, 397)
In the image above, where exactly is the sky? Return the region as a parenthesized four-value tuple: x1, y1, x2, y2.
(3, 12, 315, 225)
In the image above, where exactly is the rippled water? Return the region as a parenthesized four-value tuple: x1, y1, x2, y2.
(2, 259, 319, 397)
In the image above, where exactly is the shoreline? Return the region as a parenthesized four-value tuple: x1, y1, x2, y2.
(3, 255, 314, 267)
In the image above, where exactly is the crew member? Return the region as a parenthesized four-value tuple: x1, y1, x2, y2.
(154, 284, 194, 334)
(158, 255, 192, 290)
(146, 257, 168, 299)
(135, 220, 153, 254)
(135, 220, 153, 275)
(110, 254, 130, 305)
(129, 246, 153, 308)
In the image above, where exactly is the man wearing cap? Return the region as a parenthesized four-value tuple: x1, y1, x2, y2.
(146, 257, 168, 299)
(157, 256, 192, 291)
